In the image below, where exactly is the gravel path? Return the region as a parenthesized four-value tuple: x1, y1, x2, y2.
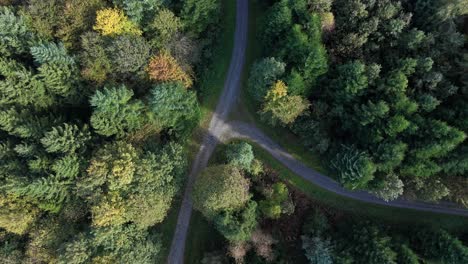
(166, 0, 248, 263)
(168, 1, 467, 263)
(224, 121, 468, 217)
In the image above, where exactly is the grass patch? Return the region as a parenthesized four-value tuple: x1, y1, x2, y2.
(245, 139, 468, 232)
(231, 0, 327, 175)
(184, 211, 225, 264)
(154, 197, 182, 263)
(198, 0, 236, 123)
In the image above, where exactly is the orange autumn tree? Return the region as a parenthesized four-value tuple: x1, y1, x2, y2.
(146, 51, 193, 88)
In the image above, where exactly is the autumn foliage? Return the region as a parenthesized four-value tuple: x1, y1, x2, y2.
(93, 8, 141, 36)
(146, 51, 193, 88)
(265, 80, 288, 101)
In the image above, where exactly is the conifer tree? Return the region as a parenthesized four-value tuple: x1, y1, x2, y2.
(90, 86, 145, 137)
(40, 123, 90, 154)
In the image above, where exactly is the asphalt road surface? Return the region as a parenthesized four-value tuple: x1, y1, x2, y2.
(168, 0, 467, 263)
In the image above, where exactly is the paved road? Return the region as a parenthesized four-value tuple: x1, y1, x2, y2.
(168, 0, 467, 262)
(167, 0, 248, 263)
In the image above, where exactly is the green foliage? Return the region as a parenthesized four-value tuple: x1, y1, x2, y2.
(40, 123, 90, 154)
(328, 61, 369, 103)
(0, 7, 39, 56)
(414, 228, 468, 264)
(90, 86, 145, 137)
(0, 108, 60, 139)
(38, 61, 78, 97)
(0, 0, 205, 261)
(1, 38, 78, 106)
(261, 0, 292, 46)
(248, 57, 286, 102)
(302, 236, 334, 264)
(213, 201, 258, 242)
(303, 211, 330, 237)
(22, 0, 61, 40)
(79, 32, 111, 84)
(225, 142, 254, 171)
(249, 159, 264, 179)
(59, 225, 161, 264)
(259, 182, 294, 219)
(343, 224, 397, 264)
(0, 194, 39, 235)
(331, 145, 376, 190)
(261, 94, 310, 126)
(371, 173, 404, 201)
(397, 244, 419, 264)
(57, 0, 105, 48)
(286, 70, 307, 96)
(147, 82, 200, 135)
(30, 42, 75, 65)
(80, 141, 184, 228)
(149, 8, 182, 47)
(52, 155, 81, 179)
(193, 165, 251, 218)
(182, 0, 220, 36)
(9, 174, 71, 213)
(113, 0, 163, 25)
(107, 35, 151, 75)
(301, 211, 333, 264)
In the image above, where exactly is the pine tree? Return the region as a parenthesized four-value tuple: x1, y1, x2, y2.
(52, 155, 81, 180)
(40, 123, 90, 154)
(148, 82, 199, 131)
(331, 145, 376, 190)
(0, 7, 39, 56)
(30, 42, 75, 65)
(90, 86, 145, 137)
(9, 175, 71, 213)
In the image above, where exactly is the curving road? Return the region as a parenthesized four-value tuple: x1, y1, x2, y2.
(224, 121, 468, 217)
(168, 0, 467, 263)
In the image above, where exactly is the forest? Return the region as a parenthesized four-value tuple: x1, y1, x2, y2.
(248, 0, 468, 205)
(0, 0, 219, 262)
(191, 141, 468, 263)
(0, 0, 467, 263)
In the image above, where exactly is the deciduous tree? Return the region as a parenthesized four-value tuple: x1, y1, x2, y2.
(193, 165, 250, 218)
(93, 8, 142, 36)
(147, 51, 193, 88)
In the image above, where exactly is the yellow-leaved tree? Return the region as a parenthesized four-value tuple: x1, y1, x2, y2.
(265, 80, 288, 101)
(147, 51, 193, 88)
(93, 8, 142, 36)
